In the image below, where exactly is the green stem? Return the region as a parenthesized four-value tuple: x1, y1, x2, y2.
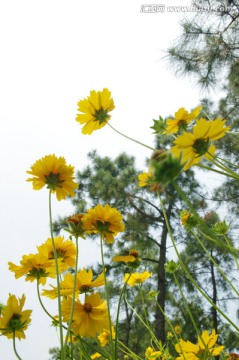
(99, 234, 114, 359)
(158, 194, 239, 332)
(37, 280, 56, 321)
(193, 230, 239, 297)
(48, 190, 64, 359)
(117, 339, 144, 360)
(114, 272, 132, 359)
(63, 237, 79, 353)
(13, 333, 22, 360)
(124, 293, 158, 343)
(107, 122, 156, 151)
(209, 157, 239, 181)
(139, 286, 150, 330)
(224, 234, 239, 270)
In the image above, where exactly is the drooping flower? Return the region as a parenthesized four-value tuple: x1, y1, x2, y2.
(124, 271, 152, 286)
(8, 249, 54, 285)
(172, 118, 230, 170)
(82, 204, 124, 244)
(26, 154, 78, 201)
(145, 347, 162, 359)
(98, 326, 115, 346)
(61, 293, 109, 337)
(0, 294, 32, 340)
(164, 106, 202, 134)
(66, 214, 86, 238)
(37, 236, 76, 272)
(76, 88, 115, 135)
(175, 329, 224, 360)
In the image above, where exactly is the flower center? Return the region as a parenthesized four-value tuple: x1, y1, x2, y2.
(49, 249, 67, 260)
(83, 303, 92, 313)
(94, 108, 109, 124)
(95, 220, 112, 233)
(44, 172, 65, 190)
(8, 313, 22, 330)
(193, 138, 210, 156)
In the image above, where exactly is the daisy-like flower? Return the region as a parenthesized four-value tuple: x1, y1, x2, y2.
(98, 326, 115, 346)
(66, 214, 86, 238)
(8, 249, 54, 285)
(76, 88, 115, 135)
(175, 329, 224, 360)
(172, 118, 230, 170)
(61, 293, 109, 337)
(0, 294, 32, 340)
(164, 106, 202, 135)
(37, 236, 76, 272)
(124, 270, 152, 286)
(82, 204, 124, 244)
(138, 170, 153, 187)
(42, 268, 105, 299)
(145, 347, 162, 359)
(26, 154, 78, 201)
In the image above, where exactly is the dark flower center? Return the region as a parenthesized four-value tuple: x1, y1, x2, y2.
(83, 303, 92, 313)
(193, 138, 210, 156)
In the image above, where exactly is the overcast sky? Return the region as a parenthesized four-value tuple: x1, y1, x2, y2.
(0, 1, 222, 359)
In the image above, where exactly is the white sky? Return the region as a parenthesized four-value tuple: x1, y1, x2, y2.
(0, 0, 223, 359)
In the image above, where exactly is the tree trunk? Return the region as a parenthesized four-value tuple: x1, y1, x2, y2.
(154, 199, 173, 344)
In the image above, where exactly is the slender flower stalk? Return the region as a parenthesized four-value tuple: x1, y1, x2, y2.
(13, 333, 22, 360)
(158, 193, 239, 332)
(99, 234, 114, 359)
(194, 229, 239, 296)
(63, 236, 79, 353)
(49, 190, 64, 359)
(37, 280, 55, 321)
(107, 122, 156, 151)
(114, 271, 132, 359)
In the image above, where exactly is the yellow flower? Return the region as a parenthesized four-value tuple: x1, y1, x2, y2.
(8, 249, 54, 285)
(62, 293, 109, 337)
(37, 236, 76, 272)
(0, 294, 32, 340)
(174, 324, 182, 334)
(124, 271, 152, 286)
(138, 170, 153, 187)
(82, 204, 124, 244)
(91, 353, 102, 359)
(172, 118, 230, 170)
(43, 268, 104, 298)
(26, 154, 78, 201)
(145, 347, 162, 359)
(113, 249, 139, 263)
(76, 88, 115, 135)
(164, 106, 202, 134)
(98, 326, 115, 346)
(175, 329, 224, 360)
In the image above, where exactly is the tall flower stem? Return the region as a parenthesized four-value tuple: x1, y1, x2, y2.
(158, 193, 239, 332)
(48, 190, 64, 360)
(99, 235, 114, 359)
(63, 236, 79, 354)
(107, 122, 156, 151)
(37, 280, 56, 321)
(13, 333, 22, 360)
(114, 272, 132, 359)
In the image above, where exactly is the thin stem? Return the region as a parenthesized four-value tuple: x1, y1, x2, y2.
(13, 333, 22, 360)
(114, 272, 132, 359)
(107, 122, 156, 151)
(193, 230, 239, 297)
(99, 235, 114, 359)
(37, 280, 56, 321)
(224, 234, 239, 270)
(158, 194, 239, 332)
(117, 339, 144, 360)
(48, 190, 64, 359)
(63, 237, 79, 352)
